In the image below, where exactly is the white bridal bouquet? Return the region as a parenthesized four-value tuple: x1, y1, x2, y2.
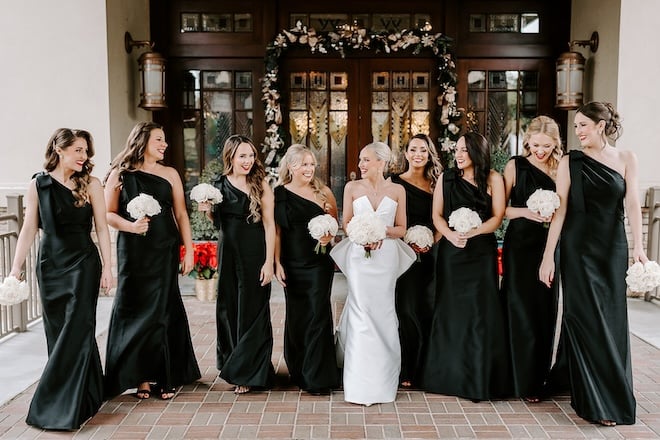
(126, 193, 162, 220)
(190, 183, 223, 205)
(345, 212, 387, 258)
(404, 225, 434, 262)
(626, 261, 660, 293)
(0, 276, 29, 306)
(448, 207, 482, 234)
(307, 214, 339, 254)
(526, 189, 560, 227)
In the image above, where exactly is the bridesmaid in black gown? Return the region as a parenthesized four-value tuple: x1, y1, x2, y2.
(390, 134, 442, 388)
(104, 122, 200, 401)
(421, 132, 510, 401)
(501, 116, 562, 402)
(9, 128, 113, 430)
(540, 102, 648, 426)
(273, 144, 340, 395)
(201, 135, 276, 395)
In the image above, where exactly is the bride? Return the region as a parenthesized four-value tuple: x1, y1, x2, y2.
(331, 141, 416, 405)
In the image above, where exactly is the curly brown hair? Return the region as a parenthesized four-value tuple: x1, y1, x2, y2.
(43, 128, 95, 207)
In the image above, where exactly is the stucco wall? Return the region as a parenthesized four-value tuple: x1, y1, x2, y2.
(105, 0, 152, 163)
(565, 0, 621, 150)
(617, 0, 660, 193)
(0, 0, 112, 204)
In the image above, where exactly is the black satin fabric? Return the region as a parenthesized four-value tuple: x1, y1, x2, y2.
(501, 156, 559, 398)
(421, 168, 510, 400)
(213, 176, 275, 387)
(390, 174, 436, 386)
(274, 186, 339, 391)
(558, 151, 635, 424)
(26, 173, 103, 430)
(105, 171, 201, 398)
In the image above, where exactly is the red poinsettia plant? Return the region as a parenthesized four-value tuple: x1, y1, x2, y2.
(180, 242, 218, 280)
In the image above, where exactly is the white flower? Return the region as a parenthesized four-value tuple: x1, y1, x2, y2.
(526, 189, 560, 218)
(448, 207, 482, 234)
(404, 225, 434, 249)
(190, 183, 223, 204)
(626, 261, 660, 293)
(345, 212, 387, 258)
(308, 214, 339, 240)
(126, 193, 161, 220)
(307, 214, 339, 254)
(0, 276, 29, 306)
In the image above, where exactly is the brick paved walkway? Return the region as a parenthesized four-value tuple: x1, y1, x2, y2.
(2, 278, 660, 439)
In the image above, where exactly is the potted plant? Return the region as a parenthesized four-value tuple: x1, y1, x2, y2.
(181, 242, 219, 301)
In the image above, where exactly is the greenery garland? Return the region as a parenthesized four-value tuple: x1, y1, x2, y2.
(261, 21, 462, 173)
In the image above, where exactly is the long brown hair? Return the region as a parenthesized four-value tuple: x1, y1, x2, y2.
(400, 133, 443, 189)
(105, 121, 163, 184)
(44, 128, 95, 207)
(222, 135, 267, 222)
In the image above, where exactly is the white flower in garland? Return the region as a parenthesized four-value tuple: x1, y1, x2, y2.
(261, 22, 460, 175)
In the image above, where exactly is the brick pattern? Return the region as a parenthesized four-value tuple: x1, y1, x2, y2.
(3, 291, 660, 439)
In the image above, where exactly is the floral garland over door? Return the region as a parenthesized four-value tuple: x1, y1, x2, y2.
(261, 21, 461, 174)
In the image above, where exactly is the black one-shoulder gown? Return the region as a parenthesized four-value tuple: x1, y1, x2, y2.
(26, 173, 104, 430)
(559, 151, 635, 424)
(421, 168, 510, 400)
(274, 186, 339, 392)
(105, 171, 201, 398)
(391, 174, 436, 387)
(501, 156, 559, 398)
(213, 176, 275, 388)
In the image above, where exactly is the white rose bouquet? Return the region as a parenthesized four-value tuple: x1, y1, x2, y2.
(626, 261, 660, 293)
(345, 212, 387, 258)
(190, 183, 223, 205)
(0, 276, 30, 306)
(307, 214, 339, 254)
(126, 193, 161, 236)
(448, 207, 482, 234)
(126, 193, 162, 220)
(403, 225, 434, 262)
(526, 189, 560, 227)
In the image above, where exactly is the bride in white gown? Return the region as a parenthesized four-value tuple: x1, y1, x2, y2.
(331, 142, 416, 406)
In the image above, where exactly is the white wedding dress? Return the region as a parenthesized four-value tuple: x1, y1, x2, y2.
(330, 195, 416, 405)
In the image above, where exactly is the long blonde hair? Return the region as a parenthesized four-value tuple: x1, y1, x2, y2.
(522, 116, 563, 178)
(222, 135, 266, 223)
(44, 128, 95, 207)
(277, 144, 327, 206)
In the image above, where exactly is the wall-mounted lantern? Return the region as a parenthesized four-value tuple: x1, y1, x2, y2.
(555, 31, 599, 110)
(125, 32, 167, 110)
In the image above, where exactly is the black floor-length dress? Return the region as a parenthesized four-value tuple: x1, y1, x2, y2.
(105, 171, 201, 398)
(26, 173, 104, 430)
(274, 186, 339, 392)
(559, 151, 635, 424)
(391, 174, 436, 386)
(501, 156, 559, 398)
(421, 168, 510, 400)
(213, 176, 275, 388)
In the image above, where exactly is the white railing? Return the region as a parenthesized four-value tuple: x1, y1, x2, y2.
(0, 195, 41, 339)
(646, 187, 660, 301)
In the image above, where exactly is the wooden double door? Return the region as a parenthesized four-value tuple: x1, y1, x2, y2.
(281, 57, 439, 209)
